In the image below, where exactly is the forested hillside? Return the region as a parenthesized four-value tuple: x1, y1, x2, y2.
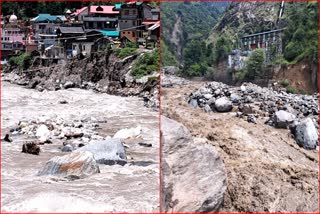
(161, 2, 229, 67)
(161, 1, 318, 84)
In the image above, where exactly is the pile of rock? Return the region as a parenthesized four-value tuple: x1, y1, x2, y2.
(4, 115, 148, 180)
(7, 116, 108, 154)
(161, 66, 190, 88)
(189, 82, 319, 149)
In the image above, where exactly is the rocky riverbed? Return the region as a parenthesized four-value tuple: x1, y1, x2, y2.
(188, 81, 318, 150)
(1, 81, 159, 212)
(161, 76, 318, 212)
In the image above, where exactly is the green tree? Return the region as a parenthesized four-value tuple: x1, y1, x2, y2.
(245, 49, 265, 80)
(213, 35, 232, 63)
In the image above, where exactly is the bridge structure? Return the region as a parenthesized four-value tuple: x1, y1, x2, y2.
(240, 28, 284, 64)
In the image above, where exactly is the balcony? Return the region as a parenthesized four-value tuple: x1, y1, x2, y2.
(83, 17, 118, 22)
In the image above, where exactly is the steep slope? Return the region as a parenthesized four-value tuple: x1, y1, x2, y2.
(161, 2, 229, 65)
(209, 2, 280, 44)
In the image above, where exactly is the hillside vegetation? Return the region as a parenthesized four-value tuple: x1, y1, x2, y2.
(161, 2, 229, 66)
(161, 2, 318, 79)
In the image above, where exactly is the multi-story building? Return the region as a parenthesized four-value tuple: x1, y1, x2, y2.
(1, 14, 25, 63)
(119, 2, 159, 44)
(83, 6, 120, 31)
(30, 14, 67, 49)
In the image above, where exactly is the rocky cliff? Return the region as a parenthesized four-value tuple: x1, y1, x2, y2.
(209, 2, 280, 43)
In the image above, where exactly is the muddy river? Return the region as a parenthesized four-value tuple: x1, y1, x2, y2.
(1, 81, 159, 212)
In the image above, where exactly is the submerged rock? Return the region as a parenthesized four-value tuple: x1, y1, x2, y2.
(2, 134, 12, 142)
(22, 142, 40, 155)
(38, 151, 100, 179)
(113, 126, 141, 140)
(62, 144, 74, 152)
(77, 139, 127, 166)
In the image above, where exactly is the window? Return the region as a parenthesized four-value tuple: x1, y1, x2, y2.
(128, 32, 131, 34)
(83, 45, 86, 50)
(124, 10, 129, 15)
(132, 10, 136, 15)
(123, 32, 126, 34)
(132, 20, 136, 26)
(97, 22, 102, 29)
(132, 32, 135, 37)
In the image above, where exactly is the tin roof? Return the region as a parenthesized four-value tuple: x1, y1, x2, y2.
(89, 6, 119, 14)
(31, 14, 64, 22)
(99, 30, 119, 37)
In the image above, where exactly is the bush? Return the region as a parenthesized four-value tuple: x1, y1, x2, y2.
(286, 85, 297, 94)
(280, 79, 290, 87)
(8, 53, 32, 70)
(161, 40, 178, 66)
(184, 63, 207, 77)
(125, 42, 139, 49)
(234, 69, 247, 80)
(115, 48, 137, 59)
(131, 49, 159, 79)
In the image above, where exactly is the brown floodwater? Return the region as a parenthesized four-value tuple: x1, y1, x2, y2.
(1, 81, 159, 212)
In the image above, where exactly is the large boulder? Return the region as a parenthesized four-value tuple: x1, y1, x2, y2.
(214, 97, 233, 112)
(77, 138, 127, 166)
(273, 110, 296, 128)
(38, 151, 100, 179)
(161, 116, 227, 212)
(113, 126, 141, 139)
(292, 118, 318, 149)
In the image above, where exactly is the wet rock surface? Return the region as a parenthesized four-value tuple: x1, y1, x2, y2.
(38, 151, 100, 179)
(22, 142, 40, 155)
(161, 116, 227, 212)
(162, 81, 318, 212)
(78, 139, 127, 166)
(1, 81, 159, 212)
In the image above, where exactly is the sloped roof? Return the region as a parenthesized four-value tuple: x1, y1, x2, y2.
(31, 14, 64, 22)
(100, 30, 119, 37)
(58, 27, 84, 34)
(71, 7, 88, 16)
(127, 2, 143, 5)
(142, 20, 158, 25)
(89, 6, 119, 14)
(56, 15, 67, 21)
(115, 3, 122, 9)
(148, 21, 160, 31)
